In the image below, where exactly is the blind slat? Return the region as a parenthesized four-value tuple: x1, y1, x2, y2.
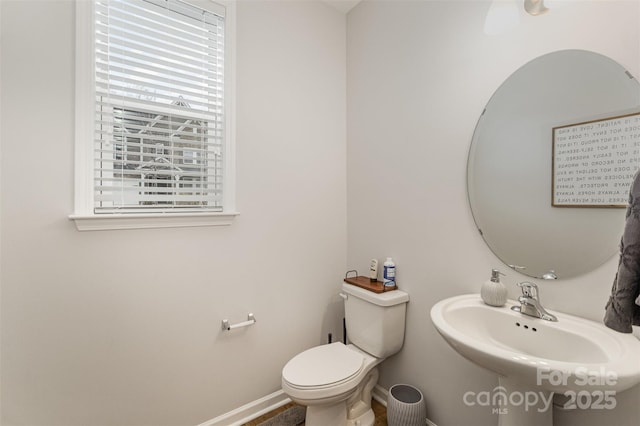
(96, 66, 219, 95)
(95, 207, 224, 214)
(96, 117, 223, 132)
(96, 0, 223, 34)
(94, 130, 223, 147)
(96, 83, 216, 111)
(95, 179, 222, 187)
(94, 27, 223, 62)
(95, 45, 222, 79)
(97, 191, 221, 198)
(97, 10, 221, 50)
(95, 101, 223, 123)
(95, 166, 222, 176)
(95, 80, 221, 106)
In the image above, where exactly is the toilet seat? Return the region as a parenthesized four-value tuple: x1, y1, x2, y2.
(282, 342, 364, 389)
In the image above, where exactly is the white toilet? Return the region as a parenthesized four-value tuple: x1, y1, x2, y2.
(281, 282, 409, 426)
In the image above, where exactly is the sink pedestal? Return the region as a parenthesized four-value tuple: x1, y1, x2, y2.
(497, 377, 553, 426)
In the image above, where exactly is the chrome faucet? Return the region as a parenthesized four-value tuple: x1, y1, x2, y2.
(511, 282, 558, 322)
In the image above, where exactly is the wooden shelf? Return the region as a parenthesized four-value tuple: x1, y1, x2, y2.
(344, 275, 397, 293)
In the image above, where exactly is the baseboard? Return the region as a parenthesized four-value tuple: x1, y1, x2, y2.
(372, 384, 389, 406)
(198, 389, 291, 426)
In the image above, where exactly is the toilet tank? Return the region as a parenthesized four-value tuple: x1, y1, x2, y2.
(341, 282, 409, 358)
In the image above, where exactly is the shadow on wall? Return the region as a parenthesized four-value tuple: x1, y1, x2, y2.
(322, 292, 346, 345)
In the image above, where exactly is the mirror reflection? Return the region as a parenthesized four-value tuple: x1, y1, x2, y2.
(467, 50, 640, 279)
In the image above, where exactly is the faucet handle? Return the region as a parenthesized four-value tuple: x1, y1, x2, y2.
(517, 281, 539, 298)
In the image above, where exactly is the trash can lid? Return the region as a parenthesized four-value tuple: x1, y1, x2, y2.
(390, 384, 424, 404)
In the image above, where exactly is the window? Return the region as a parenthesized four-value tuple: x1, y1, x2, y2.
(72, 0, 236, 230)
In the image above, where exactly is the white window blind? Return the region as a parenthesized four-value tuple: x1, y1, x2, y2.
(94, 0, 225, 213)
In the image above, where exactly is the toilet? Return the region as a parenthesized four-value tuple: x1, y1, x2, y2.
(282, 282, 409, 426)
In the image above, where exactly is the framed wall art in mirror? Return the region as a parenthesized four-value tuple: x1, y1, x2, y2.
(552, 111, 640, 207)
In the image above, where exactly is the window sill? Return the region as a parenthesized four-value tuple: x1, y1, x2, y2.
(69, 212, 239, 231)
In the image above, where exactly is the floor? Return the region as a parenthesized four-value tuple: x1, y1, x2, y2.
(241, 399, 388, 426)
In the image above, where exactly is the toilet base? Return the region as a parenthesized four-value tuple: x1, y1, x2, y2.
(305, 404, 375, 426)
(302, 367, 379, 426)
(305, 402, 347, 426)
(347, 408, 375, 426)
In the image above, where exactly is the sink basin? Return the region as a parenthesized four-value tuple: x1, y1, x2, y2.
(430, 294, 640, 426)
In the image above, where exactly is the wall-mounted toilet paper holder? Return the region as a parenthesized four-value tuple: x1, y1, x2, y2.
(222, 313, 256, 331)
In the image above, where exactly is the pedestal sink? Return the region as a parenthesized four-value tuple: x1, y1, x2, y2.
(430, 294, 640, 426)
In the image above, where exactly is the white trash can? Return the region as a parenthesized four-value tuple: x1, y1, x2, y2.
(387, 384, 426, 426)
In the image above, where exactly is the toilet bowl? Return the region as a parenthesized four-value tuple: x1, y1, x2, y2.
(281, 283, 409, 426)
(282, 343, 382, 426)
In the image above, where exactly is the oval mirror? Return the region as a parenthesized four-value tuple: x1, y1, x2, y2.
(468, 50, 640, 279)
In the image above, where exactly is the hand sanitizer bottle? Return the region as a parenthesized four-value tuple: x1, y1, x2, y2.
(383, 258, 396, 287)
(481, 269, 507, 306)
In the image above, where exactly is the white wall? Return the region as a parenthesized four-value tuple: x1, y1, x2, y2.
(347, 1, 640, 425)
(0, 1, 346, 425)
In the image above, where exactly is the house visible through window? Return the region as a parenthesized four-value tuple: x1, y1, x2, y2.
(105, 104, 221, 209)
(93, 0, 226, 213)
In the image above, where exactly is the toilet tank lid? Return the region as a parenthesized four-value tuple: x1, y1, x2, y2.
(342, 282, 409, 306)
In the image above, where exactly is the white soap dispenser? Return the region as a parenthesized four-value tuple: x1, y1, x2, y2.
(481, 269, 507, 307)
(369, 259, 379, 281)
